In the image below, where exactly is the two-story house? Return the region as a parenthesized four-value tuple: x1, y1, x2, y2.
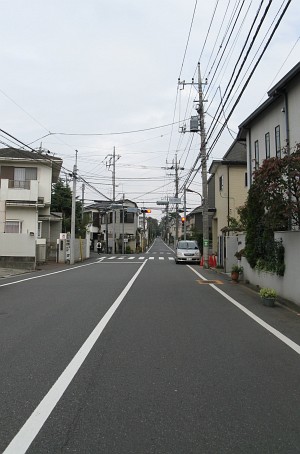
(209, 139, 247, 267)
(85, 199, 139, 253)
(238, 61, 300, 185)
(0, 147, 62, 269)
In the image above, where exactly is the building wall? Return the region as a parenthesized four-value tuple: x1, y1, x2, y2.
(246, 74, 300, 183)
(213, 164, 247, 236)
(5, 206, 38, 234)
(287, 77, 300, 150)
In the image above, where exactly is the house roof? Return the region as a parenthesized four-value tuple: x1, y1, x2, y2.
(238, 61, 300, 139)
(85, 199, 138, 212)
(0, 147, 63, 182)
(209, 139, 246, 174)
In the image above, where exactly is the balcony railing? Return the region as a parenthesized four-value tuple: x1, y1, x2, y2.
(8, 180, 31, 189)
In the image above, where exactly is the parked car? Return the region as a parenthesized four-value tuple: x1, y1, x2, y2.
(175, 240, 201, 264)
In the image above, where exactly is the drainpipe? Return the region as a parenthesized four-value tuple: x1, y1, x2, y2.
(284, 90, 292, 230)
(227, 165, 230, 225)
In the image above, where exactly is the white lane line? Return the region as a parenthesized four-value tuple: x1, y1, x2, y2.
(159, 257, 164, 260)
(188, 266, 300, 356)
(0, 261, 99, 288)
(149, 257, 155, 260)
(108, 256, 116, 260)
(139, 257, 145, 260)
(128, 257, 135, 260)
(118, 257, 124, 260)
(3, 260, 148, 454)
(168, 257, 174, 261)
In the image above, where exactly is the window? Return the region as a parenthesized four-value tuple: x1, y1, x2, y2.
(265, 132, 270, 159)
(219, 175, 224, 191)
(5, 220, 22, 233)
(107, 211, 116, 224)
(38, 221, 42, 238)
(275, 125, 281, 157)
(254, 140, 259, 169)
(120, 210, 134, 223)
(245, 172, 248, 187)
(1, 166, 37, 188)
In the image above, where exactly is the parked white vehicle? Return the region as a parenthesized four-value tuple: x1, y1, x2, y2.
(175, 240, 201, 264)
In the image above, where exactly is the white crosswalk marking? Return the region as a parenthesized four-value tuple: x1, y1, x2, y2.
(98, 254, 176, 262)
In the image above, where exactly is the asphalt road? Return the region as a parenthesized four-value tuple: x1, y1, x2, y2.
(1, 238, 300, 453)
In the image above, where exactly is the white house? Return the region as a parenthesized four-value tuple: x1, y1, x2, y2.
(85, 199, 139, 253)
(0, 147, 62, 269)
(235, 62, 300, 305)
(238, 61, 300, 185)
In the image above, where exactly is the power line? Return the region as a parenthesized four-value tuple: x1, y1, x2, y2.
(207, 0, 292, 158)
(178, 0, 198, 80)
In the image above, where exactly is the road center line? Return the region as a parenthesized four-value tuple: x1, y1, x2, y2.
(188, 266, 300, 356)
(3, 260, 148, 454)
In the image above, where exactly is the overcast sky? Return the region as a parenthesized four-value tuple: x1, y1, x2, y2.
(0, 0, 299, 218)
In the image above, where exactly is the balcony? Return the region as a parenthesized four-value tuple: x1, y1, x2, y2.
(0, 179, 39, 203)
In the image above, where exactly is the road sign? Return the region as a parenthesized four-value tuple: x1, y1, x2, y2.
(126, 207, 139, 213)
(169, 197, 181, 204)
(156, 201, 169, 205)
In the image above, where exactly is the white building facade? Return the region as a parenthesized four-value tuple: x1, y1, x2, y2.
(0, 148, 62, 268)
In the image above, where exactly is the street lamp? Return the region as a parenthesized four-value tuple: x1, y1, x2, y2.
(184, 188, 205, 253)
(186, 188, 203, 203)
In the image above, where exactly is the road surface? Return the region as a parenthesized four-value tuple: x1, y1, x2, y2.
(1, 238, 300, 453)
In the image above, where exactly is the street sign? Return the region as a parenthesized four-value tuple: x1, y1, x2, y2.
(126, 207, 139, 213)
(169, 197, 181, 204)
(156, 201, 169, 205)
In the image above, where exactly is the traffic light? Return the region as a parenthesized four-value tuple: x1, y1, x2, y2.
(181, 216, 186, 226)
(141, 208, 151, 214)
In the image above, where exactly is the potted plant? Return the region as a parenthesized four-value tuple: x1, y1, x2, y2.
(231, 264, 243, 282)
(259, 288, 277, 307)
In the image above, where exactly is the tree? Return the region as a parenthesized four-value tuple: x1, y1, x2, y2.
(51, 178, 84, 235)
(240, 145, 300, 275)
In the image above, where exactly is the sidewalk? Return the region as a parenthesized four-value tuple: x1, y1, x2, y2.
(0, 261, 72, 278)
(200, 265, 300, 313)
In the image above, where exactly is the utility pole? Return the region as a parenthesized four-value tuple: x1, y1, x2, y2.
(183, 187, 187, 240)
(122, 193, 125, 255)
(106, 146, 120, 254)
(197, 62, 209, 268)
(175, 154, 179, 245)
(178, 62, 209, 268)
(81, 183, 85, 221)
(164, 156, 183, 246)
(112, 146, 116, 254)
(70, 149, 78, 265)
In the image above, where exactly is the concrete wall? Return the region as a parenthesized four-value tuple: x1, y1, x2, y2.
(57, 238, 90, 264)
(238, 231, 300, 306)
(0, 233, 36, 269)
